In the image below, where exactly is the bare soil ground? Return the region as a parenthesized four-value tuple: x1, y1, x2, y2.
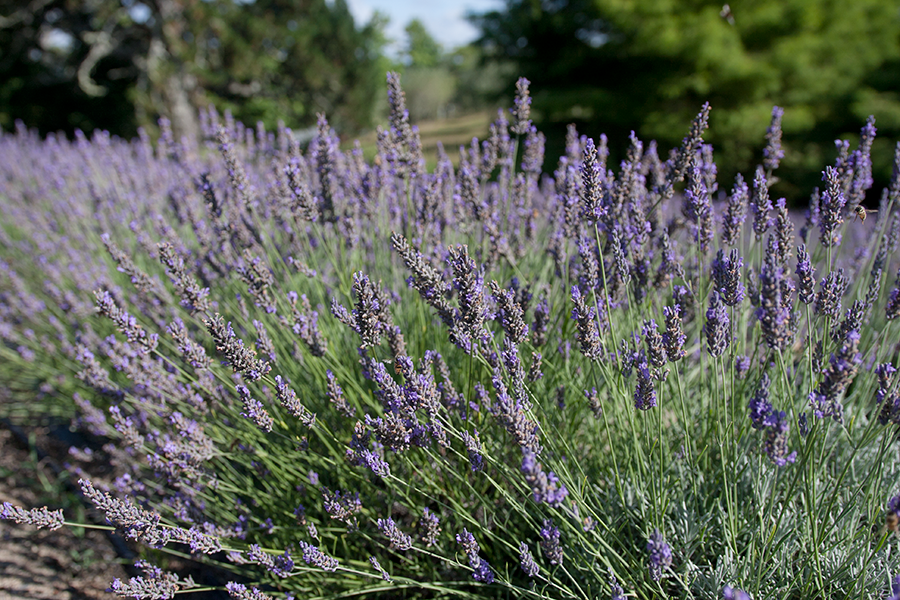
(0, 427, 128, 600)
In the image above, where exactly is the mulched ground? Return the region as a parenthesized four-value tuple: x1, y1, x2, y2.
(0, 427, 129, 600)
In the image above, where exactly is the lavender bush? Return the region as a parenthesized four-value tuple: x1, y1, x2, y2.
(2, 74, 900, 599)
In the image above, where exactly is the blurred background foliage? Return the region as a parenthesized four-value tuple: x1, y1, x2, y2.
(472, 0, 900, 201)
(2, 0, 899, 202)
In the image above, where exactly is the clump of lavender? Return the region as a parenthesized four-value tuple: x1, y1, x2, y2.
(815, 269, 848, 319)
(94, 290, 158, 354)
(369, 556, 391, 581)
(325, 370, 355, 418)
(763, 411, 797, 466)
(323, 489, 362, 527)
(756, 237, 795, 351)
(109, 560, 195, 600)
(643, 319, 668, 374)
(447, 245, 488, 353)
(226, 582, 273, 600)
(886, 267, 900, 320)
(382, 72, 424, 178)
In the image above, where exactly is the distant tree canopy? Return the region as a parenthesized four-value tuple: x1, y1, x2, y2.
(0, 0, 388, 138)
(396, 18, 512, 122)
(471, 0, 900, 201)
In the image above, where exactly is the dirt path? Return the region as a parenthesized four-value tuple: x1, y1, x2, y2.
(0, 427, 129, 600)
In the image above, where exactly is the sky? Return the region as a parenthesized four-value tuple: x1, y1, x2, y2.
(346, 0, 504, 56)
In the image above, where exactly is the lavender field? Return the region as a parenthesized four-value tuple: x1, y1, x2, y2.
(1, 73, 900, 599)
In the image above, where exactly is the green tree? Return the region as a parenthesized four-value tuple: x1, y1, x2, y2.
(404, 18, 441, 68)
(471, 0, 900, 200)
(0, 0, 388, 138)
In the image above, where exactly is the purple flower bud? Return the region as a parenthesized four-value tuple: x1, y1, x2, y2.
(646, 529, 672, 581)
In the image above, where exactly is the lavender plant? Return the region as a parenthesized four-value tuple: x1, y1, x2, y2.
(1, 74, 900, 600)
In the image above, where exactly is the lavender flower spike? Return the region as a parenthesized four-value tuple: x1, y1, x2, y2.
(0, 502, 64, 530)
(377, 517, 413, 550)
(646, 529, 673, 581)
(540, 519, 563, 565)
(705, 291, 730, 358)
(763, 106, 785, 172)
(226, 582, 274, 600)
(237, 384, 274, 433)
(519, 542, 539, 577)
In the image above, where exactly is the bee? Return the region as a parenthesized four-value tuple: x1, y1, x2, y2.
(888, 511, 899, 534)
(720, 4, 735, 25)
(853, 205, 877, 222)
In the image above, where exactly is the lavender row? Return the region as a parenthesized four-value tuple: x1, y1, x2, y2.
(1, 75, 900, 599)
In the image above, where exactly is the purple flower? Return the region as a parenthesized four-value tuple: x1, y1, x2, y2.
(609, 569, 627, 600)
(796, 244, 816, 304)
(571, 285, 603, 361)
(0, 502, 64, 530)
(735, 355, 751, 379)
(237, 385, 273, 433)
(322, 489, 362, 524)
(634, 361, 657, 410)
(646, 529, 672, 581)
(298, 541, 339, 571)
(763, 411, 797, 466)
(519, 542, 539, 577)
(809, 330, 861, 424)
(539, 519, 563, 565)
(369, 556, 391, 581)
(748, 373, 773, 430)
(763, 106, 785, 171)
(225, 582, 273, 600)
(751, 166, 773, 238)
(819, 166, 846, 248)
(521, 449, 569, 506)
(510, 77, 532, 136)
(662, 305, 686, 362)
(461, 429, 485, 472)
(418, 508, 441, 546)
(712, 248, 745, 306)
(723, 586, 752, 600)
(377, 517, 413, 550)
(722, 173, 749, 247)
(705, 291, 730, 358)
(456, 528, 494, 584)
